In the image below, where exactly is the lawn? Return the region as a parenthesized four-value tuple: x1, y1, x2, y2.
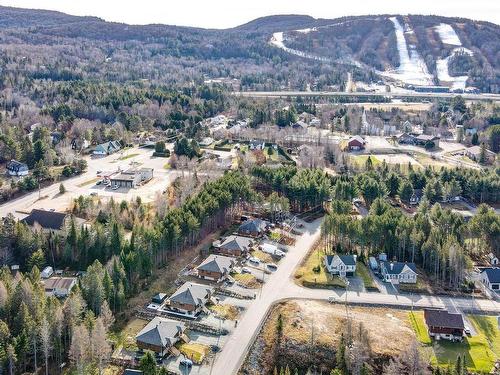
(294, 248, 346, 289)
(77, 177, 100, 187)
(350, 155, 381, 168)
(118, 153, 139, 160)
(409, 311, 499, 373)
(355, 262, 378, 291)
(264, 147, 280, 161)
(177, 342, 210, 364)
(209, 303, 240, 320)
(109, 317, 148, 350)
(251, 249, 273, 263)
(233, 273, 260, 288)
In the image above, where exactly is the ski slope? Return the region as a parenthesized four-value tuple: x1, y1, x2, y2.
(379, 17, 433, 86)
(435, 23, 462, 46)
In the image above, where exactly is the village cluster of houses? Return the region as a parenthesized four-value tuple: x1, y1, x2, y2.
(134, 217, 277, 362)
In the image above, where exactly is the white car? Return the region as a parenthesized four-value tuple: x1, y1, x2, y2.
(328, 296, 336, 303)
(267, 263, 278, 271)
(464, 327, 471, 335)
(241, 267, 252, 274)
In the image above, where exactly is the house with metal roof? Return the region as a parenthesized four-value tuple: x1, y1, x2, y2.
(167, 282, 214, 318)
(43, 277, 77, 298)
(135, 317, 186, 356)
(6, 160, 29, 176)
(380, 261, 417, 284)
(93, 140, 121, 155)
(215, 235, 253, 257)
(21, 209, 85, 234)
(346, 136, 366, 151)
(324, 254, 357, 277)
(481, 267, 500, 292)
(238, 218, 268, 237)
(196, 254, 236, 282)
(424, 309, 464, 342)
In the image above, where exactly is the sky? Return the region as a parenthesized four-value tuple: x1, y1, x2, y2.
(0, 0, 499, 28)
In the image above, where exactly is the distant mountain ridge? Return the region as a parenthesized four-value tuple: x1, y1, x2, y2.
(0, 6, 498, 92)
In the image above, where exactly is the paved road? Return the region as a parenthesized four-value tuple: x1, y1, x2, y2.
(211, 218, 500, 375)
(233, 91, 500, 102)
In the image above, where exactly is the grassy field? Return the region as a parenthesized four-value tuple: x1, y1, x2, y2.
(118, 153, 139, 160)
(349, 155, 381, 168)
(233, 273, 260, 288)
(355, 262, 377, 291)
(77, 177, 100, 187)
(109, 317, 148, 350)
(294, 248, 346, 289)
(251, 249, 273, 263)
(409, 311, 499, 373)
(177, 342, 210, 364)
(264, 146, 280, 161)
(209, 303, 240, 320)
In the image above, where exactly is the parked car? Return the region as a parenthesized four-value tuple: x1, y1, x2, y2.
(112, 185, 119, 190)
(241, 267, 252, 274)
(464, 326, 471, 335)
(328, 296, 336, 303)
(96, 180, 102, 185)
(267, 263, 278, 271)
(90, 192, 98, 196)
(248, 257, 260, 264)
(180, 358, 193, 367)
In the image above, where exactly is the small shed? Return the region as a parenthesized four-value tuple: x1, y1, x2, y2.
(369, 256, 378, 271)
(41, 266, 54, 279)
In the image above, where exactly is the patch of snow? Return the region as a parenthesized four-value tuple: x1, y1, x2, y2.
(436, 47, 473, 90)
(435, 23, 462, 46)
(270, 31, 331, 62)
(296, 27, 317, 34)
(379, 17, 433, 86)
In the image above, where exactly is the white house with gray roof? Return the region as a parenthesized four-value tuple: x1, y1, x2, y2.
(324, 254, 357, 277)
(380, 261, 417, 284)
(135, 317, 186, 356)
(167, 282, 213, 318)
(196, 254, 235, 282)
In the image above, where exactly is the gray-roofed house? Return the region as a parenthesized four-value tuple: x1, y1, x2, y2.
(93, 140, 121, 156)
(21, 209, 85, 234)
(6, 160, 29, 176)
(238, 218, 268, 237)
(196, 254, 236, 282)
(324, 254, 357, 277)
(481, 267, 500, 292)
(216, 235, 253, 257)
(135, 317, 186, 356)
(167, 282, 214, 318)
(380, 261, 417, 284)
(424, 309, 464, 341)
(43, 277, 77, 298)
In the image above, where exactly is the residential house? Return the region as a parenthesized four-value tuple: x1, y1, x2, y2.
(394, 132, 415, 144)
(110, 168, 154, 188)
(488, 253, 499, 266)
(123, 370, 143, 375)
(465, 146, 496, 164)
(93, 141, 121, 156)
(249, 140, 265, 150)
(424, 309, 464, 342)
(215, 235, 253, 257)
(380, 261, 417, 284)
(71, 138, 90, 151)
(199, 137, 214, 147)
(21, 209, 85, 234)
(346, 136, 366, 151)
(6, 160, 29, 176)
(196, 254, 235, 282)
(292, 121, 308, 131)
(324, 254, 357, 277)
(238, 218, 268, 237)
(43, 277, 77, 298)
(167, 282, 213, 318)
(481, 268, 500, 292)
(135, 317, 186, 356)
(414, 134, 440, 148)
(152, 293, 167, 305)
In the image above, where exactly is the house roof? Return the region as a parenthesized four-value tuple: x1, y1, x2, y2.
(123, 370, 143, 375)
(153, 293, 167, 302)
(424, 309, 464, 330)
(136, 317, 185, 348)
(238, 218, 267, 234)
(326, 254, 356, 266)
(348, 135, 365, 144)
(219, 235, 253, 252)
(482, 268, 500, 283)
(415, 134, 439, 141)
(169, 282, 213, 307)
(22, 209, 68, 230)
(6, 160, 28, 171)
(197, 254, 235, 274)
(43, 277, 76, 291)
(381, 261, 417, 275)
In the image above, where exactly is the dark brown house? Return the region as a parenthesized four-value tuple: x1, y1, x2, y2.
(135, 317, 186, 356)
(215, 235, 253, 257)
(424, 309, 464, 342)
(196, 254, 235, 282)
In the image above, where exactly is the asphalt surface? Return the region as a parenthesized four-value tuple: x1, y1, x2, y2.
(210, 218, 500, 375)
